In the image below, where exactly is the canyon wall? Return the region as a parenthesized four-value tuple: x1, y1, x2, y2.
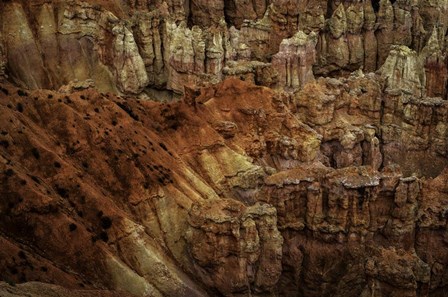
(0, 77, 447, 296)
(0, 1, 447, 297)
(1, 0, 448, 96)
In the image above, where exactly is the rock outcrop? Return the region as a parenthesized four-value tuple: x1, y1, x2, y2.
(0, 0, 447, 297)
(0, 77, 447, 297)
(272, 31, 317, 90)
(1, 0, 448, 96)
(187, 199, 283, 295)
(0, 282, 135, 297)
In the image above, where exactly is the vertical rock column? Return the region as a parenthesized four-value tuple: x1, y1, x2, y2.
(205, 29, 225, 81)
(0, 30, 6, 80)
(2, 2, 49, 89)
(346, 3, 365, 70)
(363, 1, 378, 72)
(271, 31, 317, 90)
(186, 199, 283, 296)
(380, 45, 425, 97)
(165, 21, 207, 93)
(375, 0, 395, 67)
(112, 24, 149, 94)
(422, 28, 448, 99)
(134, 11, 166, 87)
(324, 4, 350, 74)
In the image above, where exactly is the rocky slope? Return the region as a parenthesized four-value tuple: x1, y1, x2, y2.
(0, 1, 447, 297)
(0, 76, 447, 296)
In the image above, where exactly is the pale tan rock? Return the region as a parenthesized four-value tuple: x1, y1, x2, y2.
(0, 31, 6, 80)
(186, 199, 283, 296)
(380, 45, 424, 97)
(2, 2, 49, 89)
(111, 24, 149, 94)
(271, 31, 317, 90)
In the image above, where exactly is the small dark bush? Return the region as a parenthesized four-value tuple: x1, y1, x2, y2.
(159, 143, 168, 151)
(18, 251, 26, 259)
(31, 175, 40, 184)
(99, 231, 108, 242)
(54, 185, 69, 198)
(31, 148, 40, 159)
(1, 87, 9, 95)
(0, 140, 9, 148)
(100, 216, 112, 229)
(69, 223, 77, 232)
(17, 90, 27, 97)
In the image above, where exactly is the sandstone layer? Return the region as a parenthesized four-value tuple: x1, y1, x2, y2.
(1, 0, 448, 95)
(0, 1, 447, 297)
(0, 77, 447, 297)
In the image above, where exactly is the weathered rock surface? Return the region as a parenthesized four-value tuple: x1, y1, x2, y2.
(186, 199, 283, 295)
(271, 31, 317, 90)
(0, 0, 447, 297)
(1, 0, 448, 96)
(0, 77, 447, 296)
(0, 282, 136, 297)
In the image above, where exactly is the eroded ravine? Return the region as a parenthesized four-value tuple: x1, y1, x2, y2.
(0, 1, 447, 297)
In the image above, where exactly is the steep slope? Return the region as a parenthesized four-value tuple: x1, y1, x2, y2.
(0, 77, 447, 296)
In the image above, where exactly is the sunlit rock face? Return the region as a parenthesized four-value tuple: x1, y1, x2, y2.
(0, 1, 447, 297)
(1, 0, 448, 95)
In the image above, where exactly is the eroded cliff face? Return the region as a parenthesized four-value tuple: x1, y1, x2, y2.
(1, 0, 448, 96)
(0, 1, 447, 297)
(0, 77, 447, 297)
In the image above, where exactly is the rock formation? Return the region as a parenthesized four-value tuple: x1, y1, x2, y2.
(272, 31, 317, 90)
(0, 1, 447, 297)
(0, 76, 447, 296)
(1, 0, 448, 95)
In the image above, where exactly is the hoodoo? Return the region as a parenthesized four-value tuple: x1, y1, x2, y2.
(0, 1, 447, 297)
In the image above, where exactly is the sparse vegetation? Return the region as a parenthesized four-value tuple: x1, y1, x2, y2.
(100, 216, 112, 229)
(17, 90, 27, 97)
(69, 223, 77, 232)
(16, 103, 24, 113)
(31, 148, 40, 159)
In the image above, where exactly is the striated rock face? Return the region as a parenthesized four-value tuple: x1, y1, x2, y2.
(1, 0, 448, 96)
(0, 282, 135, 297)
(0, 1, 447, 297)
(0, 77, 447, 297)
(271, 31, 317, 90)
(187, 199, 283, 295)
(0, 30, 5, 81)
(380, 45, 425, 97)
(0, 1, 148, 93)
